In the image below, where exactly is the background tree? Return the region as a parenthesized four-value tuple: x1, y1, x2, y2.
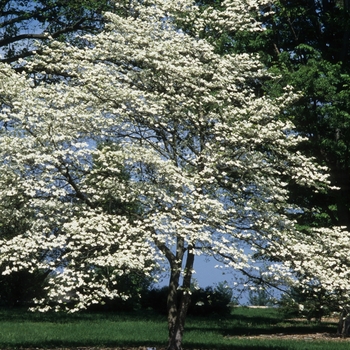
(201, 0, 350, 332)
(259, 1, 350, 333)
(0, 1, 339, 349)
(230, 0, 350, 231)
(0, 0, 116, 65)
(265, 1, 350, 234)
(198, 1, 350, 232)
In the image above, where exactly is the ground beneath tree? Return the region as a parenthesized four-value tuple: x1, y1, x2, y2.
(231, 332, 350, 342)
(2, 348, 165, 350)
(229, 316, 350, 342)
(14, 317, 350, 349)
(8, 348, 167, 350)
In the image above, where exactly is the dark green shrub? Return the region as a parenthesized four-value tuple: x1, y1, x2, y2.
(188, 284, 233, 316)
(0, 269, 49, 308)
(141, 283, 233, 316)
(140, 286, 169, 314)
(278, 286, 334, 322)
(84, 268, 152, 312)
(248, 288, 275, 307)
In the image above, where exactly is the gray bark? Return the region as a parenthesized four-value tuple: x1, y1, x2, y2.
(166, 243, 195, 350)
(337, 308, 350, 337)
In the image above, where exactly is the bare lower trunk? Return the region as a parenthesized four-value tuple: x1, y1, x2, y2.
(337, 308, 350, 337)
(166, 246, 195, 350)
(167, 317, 185, 350)
(167, 284, 192, 350)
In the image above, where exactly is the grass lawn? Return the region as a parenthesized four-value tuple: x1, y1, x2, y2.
(0, 306, 348, 349)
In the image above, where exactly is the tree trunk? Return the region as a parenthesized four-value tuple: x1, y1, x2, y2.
(166, 246, 195, 350)
(337, 307, 350, 337)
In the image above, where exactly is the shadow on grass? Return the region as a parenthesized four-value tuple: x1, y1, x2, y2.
(0, 339, 163, 349)
(184, 322, 336, 337)
(0, 337, 297, 350)
(185, 343, 294, 350)
(221, 320, 336, 337)
(0, 307, 340, 350)
(0, 307, 166, 323)
(184, 307, 337, 338)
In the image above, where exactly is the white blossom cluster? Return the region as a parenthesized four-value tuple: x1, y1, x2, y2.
(272, 226, 350, 308)
(0, 0, 345, 311)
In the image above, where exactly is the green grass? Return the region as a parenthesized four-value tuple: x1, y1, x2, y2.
(0, 309, 167, 348)
(0, 307, 347, 349)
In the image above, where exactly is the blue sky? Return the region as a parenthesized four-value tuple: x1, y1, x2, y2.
(156, 255, 235, 289)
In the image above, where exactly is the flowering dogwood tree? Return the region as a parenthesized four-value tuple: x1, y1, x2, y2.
(0, 0, 344, 348)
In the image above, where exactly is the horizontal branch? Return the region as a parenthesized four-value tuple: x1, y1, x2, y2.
(0, 33, 49, 47)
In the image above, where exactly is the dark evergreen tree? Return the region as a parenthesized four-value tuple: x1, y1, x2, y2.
(195, 1, 350, 335)
(198, 0, 350, 236)
(231, 0, 350, 335)
(0, 0, 115, 64)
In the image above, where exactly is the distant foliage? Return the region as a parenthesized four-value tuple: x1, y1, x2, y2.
(141, 286, 169, 314)
(188, 285, 233, 316)
(142, 284, 233, 316)
(248, 288, 275, 307)
(87, 271, 153, 312)
(0, 270, 48, 308)
(278, 286, 335, 322)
